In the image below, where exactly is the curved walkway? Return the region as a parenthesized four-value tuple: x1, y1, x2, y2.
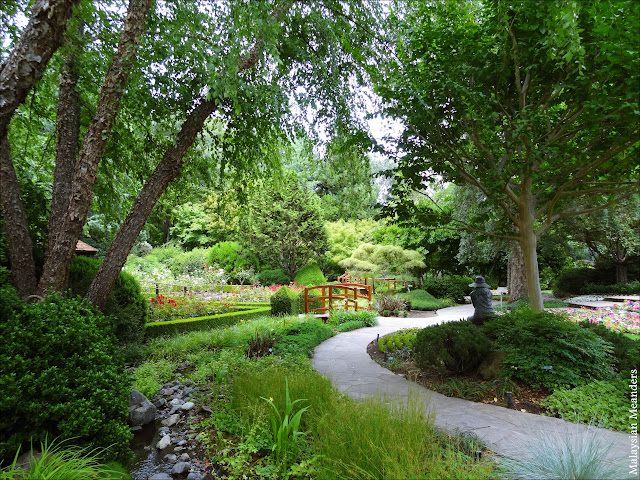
(312, 305, 637, 478)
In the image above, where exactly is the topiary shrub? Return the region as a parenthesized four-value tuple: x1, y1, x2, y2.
(0, 293, 132, 462)
(0, 285, 25, 323)
(270, 286, 297, 316)
(258, 268, 290, 286)
(293, 262, 326, 286)
(413, 321, 492, 374)
(423, 276, 473, 303)
(68, 256, 147, 364)
(484, 310, 616, 390)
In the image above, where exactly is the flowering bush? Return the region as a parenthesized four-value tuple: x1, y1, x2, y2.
(149, 293, 235, 322)
(565, 300, 640, 335)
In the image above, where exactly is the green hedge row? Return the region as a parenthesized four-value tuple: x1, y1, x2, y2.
(144, 304, 270, 338)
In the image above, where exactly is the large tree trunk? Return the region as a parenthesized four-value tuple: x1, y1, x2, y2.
(0, 0, 79, 297)
(507, 241, 527, 302)
(87, 99, 218, 309)
(37, 0, 150, 296)
(47, 36, 81, 257)
(0, 127, 37, 297)
(517, 188, 543, 312)
(615, 262, 628, 284)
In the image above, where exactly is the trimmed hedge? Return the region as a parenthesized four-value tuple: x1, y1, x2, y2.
(271, 286, 298, 316)
(258, 268, 290, 286)
(294, 262, 326, 286)
(144, 304, 271, 338)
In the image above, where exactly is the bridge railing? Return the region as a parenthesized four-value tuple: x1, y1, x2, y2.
(304, 283, 373, 315)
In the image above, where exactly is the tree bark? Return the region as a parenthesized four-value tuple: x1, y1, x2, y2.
(615, 262, 628, 284)
(37, 0, 150, 296)
(0, 127, 37, 297)
(517, 188, 543, 312)
(86, 98, 218, 309)
(0, 0, 78, 297)
(47, 35, 82, 257)
(507, 241, 527, 302)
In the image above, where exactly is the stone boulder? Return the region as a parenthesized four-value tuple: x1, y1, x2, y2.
(128, 389, 157, 427)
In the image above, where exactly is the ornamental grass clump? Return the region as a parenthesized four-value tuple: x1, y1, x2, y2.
(499, 427, 625, 480)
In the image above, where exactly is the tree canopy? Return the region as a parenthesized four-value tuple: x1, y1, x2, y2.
(373, 0, 640, 310)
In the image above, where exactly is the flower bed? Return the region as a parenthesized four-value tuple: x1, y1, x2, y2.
(149, 293, 236, 322)
(223, 283, 304, 303)
(565, 300, 640, 335)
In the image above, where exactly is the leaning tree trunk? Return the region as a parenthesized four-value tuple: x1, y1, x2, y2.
(507, 241, 527, 303)
(87, 98, 218, 309)
(0, 0, 79, 297)
(86, 28, 269, 309)
(37, 0, 150, 296)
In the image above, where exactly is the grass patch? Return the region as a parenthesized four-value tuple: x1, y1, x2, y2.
(399, 289, 455, 310)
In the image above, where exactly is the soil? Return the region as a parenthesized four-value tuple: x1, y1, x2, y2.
(368, 309, 558, 417)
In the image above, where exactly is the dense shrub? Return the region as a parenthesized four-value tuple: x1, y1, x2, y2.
(583, 280, 640, 295)
(270, 286, 298, 316)
(399, 289, 455, 310)
(330, 309, 378, 327)
(553, 267, 595, 297)
(257, 268, 290, 286)
(577, 321, 640, 373)
(169, 248, 210, 277)
(413, 321, 492, 374)
(0, 285, 25, 322)
(484, 310, 616, 390)
(293, 262, 326, 286)
(0, 293, 132, 461)
(0, 266, 11, 287)
(423, 276, 473, 303)
(207, 241, 258, 274)
(504, 298, 568, 311)
(540, 379, 629, 431)
(68, 257, 147, 363)
(272, 319, 335, 357)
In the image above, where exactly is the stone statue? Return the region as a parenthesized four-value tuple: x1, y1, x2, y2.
(467, 276, 495, 326)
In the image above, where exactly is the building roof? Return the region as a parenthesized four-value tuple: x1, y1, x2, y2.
(76, 240, 98, 253)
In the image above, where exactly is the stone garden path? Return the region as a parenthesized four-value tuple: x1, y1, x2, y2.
(312, 304, 638, 478)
